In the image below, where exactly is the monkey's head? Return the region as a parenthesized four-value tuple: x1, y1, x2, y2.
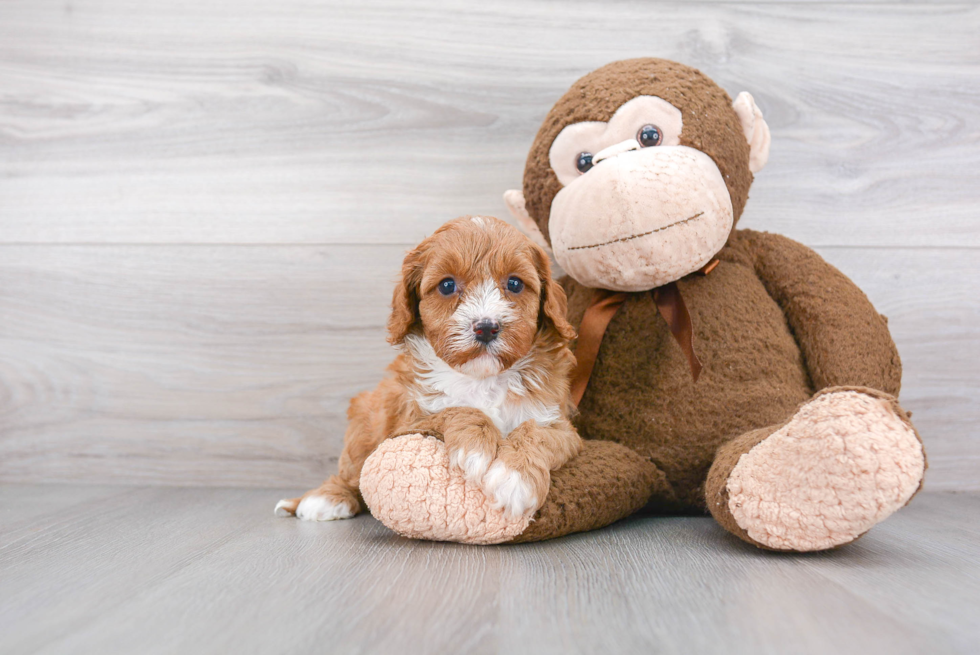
(505, 58, 770, 292)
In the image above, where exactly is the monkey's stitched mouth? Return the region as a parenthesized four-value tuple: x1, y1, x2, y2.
(566, 212, 705, 251)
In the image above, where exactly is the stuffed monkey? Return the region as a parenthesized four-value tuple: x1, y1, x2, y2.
(360, 59, 926, 551)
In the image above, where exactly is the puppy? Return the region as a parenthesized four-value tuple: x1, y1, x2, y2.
(275, 216, 582, 520)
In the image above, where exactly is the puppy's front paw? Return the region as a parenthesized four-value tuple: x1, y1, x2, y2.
(449, 447, 494, 482)
(446, 421, 500, 483)
(481, 441, 552, 519)
(482, 461, 540, 517)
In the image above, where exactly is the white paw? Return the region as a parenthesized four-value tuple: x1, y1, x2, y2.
(482, 461, 538, 517)
(449, 448, 492, 482)
(295, 494, 355, 522)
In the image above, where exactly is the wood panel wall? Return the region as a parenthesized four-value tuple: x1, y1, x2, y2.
(1, 0, 978, 489)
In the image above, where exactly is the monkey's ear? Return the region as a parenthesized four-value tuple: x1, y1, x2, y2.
(733, 92, 771, 174)
(504, 189, 553, 257)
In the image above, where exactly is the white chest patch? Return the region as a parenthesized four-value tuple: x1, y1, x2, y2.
(405, 336, 561, 435)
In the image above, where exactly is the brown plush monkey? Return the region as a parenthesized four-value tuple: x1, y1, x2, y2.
(360, 58, 926, 551)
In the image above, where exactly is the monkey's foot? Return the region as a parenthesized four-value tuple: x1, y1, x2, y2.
(359, 434, 531, 545)
(709, 388, 926, 551)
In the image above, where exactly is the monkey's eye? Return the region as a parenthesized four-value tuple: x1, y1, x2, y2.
(507, 277, 525, 294)
(575, 152, 594, 174)
(637, 124, 663, 147)
(437, 278, 456, 296)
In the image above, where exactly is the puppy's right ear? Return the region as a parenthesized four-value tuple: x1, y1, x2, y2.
(387, 245, 425, 345)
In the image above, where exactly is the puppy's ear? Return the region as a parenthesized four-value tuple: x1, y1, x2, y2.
(387, 245, 425, 345)
(531, 244, 576, 342)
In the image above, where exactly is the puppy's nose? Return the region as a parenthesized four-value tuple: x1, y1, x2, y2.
(473, 319, 500, 344)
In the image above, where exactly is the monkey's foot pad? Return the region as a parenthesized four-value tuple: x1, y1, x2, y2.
(727, 390, 926, 551)
(360, 434, 530, 545)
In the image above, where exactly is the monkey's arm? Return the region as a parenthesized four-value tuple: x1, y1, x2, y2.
(729, 229, 902, 395)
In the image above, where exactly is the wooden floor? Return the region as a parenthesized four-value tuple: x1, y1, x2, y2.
(1, 487, 977, 655)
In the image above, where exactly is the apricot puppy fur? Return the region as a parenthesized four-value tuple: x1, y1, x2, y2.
(275, 216, 581, 520)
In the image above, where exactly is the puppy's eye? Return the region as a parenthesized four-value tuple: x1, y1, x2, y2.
(637, 124, 662, 147)
(506, 277, 525, 294)
(437, 278, 456, 296)
(575, 152, 593, 174)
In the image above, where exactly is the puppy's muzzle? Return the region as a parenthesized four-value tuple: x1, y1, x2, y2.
(473, 319, 500, 344)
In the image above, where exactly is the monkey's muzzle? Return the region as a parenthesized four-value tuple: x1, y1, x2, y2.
(549, 145, 734, 292)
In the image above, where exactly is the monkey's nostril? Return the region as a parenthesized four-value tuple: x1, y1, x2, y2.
(473, 319, 500, 344)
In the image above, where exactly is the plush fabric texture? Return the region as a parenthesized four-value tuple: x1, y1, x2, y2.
(706, 387, 926, 551)
(509, 438, 669, 543)
(742, 230, 903, 394)
(549, 146, 734, 291)
(558, 229, 907, 513)
(704, 423, 781, 547)
(360, 433, 531, 545)
(732, 91, 771, 173)
(522, 58, 753, 243)
(360, 434, 665, 544)
(547, 95, 684, 186)
(725, 389, 925, 551)
(514, 59, 921, 548)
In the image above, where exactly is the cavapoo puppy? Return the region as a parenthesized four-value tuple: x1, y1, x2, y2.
(275, 216, 582, 520)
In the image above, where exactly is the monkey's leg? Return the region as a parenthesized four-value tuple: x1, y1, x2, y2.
(509, 439, 670, 543)
(705, 387, 925, 552)
(359, 434, 667, 544)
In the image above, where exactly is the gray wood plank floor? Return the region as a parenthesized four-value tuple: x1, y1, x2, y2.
(1, 486, 977, 655)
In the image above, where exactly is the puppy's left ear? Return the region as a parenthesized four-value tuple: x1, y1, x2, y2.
(387, 244, 425, 345)
(531, 244, 576, 341)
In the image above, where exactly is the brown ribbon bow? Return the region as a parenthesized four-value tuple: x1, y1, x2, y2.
(568, 259, 718, 407)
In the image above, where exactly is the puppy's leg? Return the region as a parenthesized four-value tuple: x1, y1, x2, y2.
(274, 454, 364, 521)
(417, 407, 502, 483)
(276, 474, 361, 521)
(276, 382, 401, 521)
(483, 419, 583, 518)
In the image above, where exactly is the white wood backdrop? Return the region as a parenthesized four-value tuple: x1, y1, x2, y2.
(1, 0, 977, 490)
